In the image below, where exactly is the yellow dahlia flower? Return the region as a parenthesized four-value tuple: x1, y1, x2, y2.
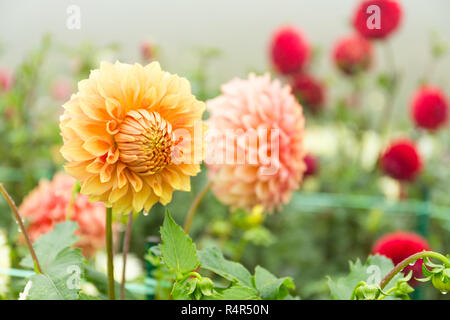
(60, 61, 205, 214)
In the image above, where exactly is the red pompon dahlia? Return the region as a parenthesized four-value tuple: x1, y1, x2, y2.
(410, 86, 448, 131)
(380, 139, 422, 181)
(372, 231, 430, 285)
(290, 73, 325, 112)
(352, 0, 403, 39)
(303, 153, 318, 177)
(270, 25, 311, 75)
(333, 34, 373, 76)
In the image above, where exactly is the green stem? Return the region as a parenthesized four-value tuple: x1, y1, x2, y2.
(106, 207, 115, 300)
(120, 212, 133, 300)
(0, 183, 43, 274)
(379, 251, 450, 290)
(183, 181, 212, 233)
(350, 281, 366, 300)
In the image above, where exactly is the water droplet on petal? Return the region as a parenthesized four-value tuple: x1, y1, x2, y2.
(442, 291, 448, 295)
(409, 262, 415, 266)
(143, 211, 149, 216)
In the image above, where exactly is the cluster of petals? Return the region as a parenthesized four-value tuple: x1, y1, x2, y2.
(290, 73, 325, 111)
(333, 34, 373, 75)
(352, 0, 403, 39)
(60, 61, 206, 214)
(410, 86, 448, 131)
(270, 25, 311, 75)
(206, 73, 306, 212)
(380, 139, 422, 182)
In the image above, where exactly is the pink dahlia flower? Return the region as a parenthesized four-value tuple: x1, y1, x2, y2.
(19, 172, 106, 257)
(206, 73, 306, 212)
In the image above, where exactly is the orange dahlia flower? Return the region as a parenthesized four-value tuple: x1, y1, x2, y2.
(206, 73, 306, 212)
(19, 173, 106, 257)
(60, 61, 205, 214)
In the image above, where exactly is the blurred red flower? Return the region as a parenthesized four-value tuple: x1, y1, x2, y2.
(0, 67, 14, 92)
(303, 153, 319, 177)
(333, 34, 373, 76)
(410, 86, 448, 131)
(372, 231, 430, 285)
(140, 41, 155, 62)
(290, 73, 325, 111)
(380, 139, 422, 181)
(270, 25, 311, 75)
(352, 0, 403, 39)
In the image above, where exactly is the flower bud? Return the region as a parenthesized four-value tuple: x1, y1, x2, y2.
(198, 277, 214, 296)
(431, 269, 450, 294)
(354, 283, 382, 300)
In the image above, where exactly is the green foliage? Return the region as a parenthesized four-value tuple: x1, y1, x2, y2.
(198, 247, 253, 288)
(154, 210, 295, 300)
(160, 209, 199, 277)
(327, 255, 402, 300)
(254, 266, 295, 300)
(20, 221, 85, 300)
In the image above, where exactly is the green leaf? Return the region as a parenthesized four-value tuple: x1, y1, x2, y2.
(254, 266, 295, 300)
(198, 247, 253, 288)
(21, 221, 78, 270)
(210, 285, 259, 300)
(20, 221, 85, 300)
(171, 280, 193, 300)
(159, 210, 199, 276)
(27, 273, 79, 300)
(328, 254, 402, 300)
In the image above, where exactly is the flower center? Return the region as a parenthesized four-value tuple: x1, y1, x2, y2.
(115, 109, 174, 175)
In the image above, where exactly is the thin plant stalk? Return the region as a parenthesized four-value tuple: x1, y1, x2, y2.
(184, 181, 212, 233)
(120, 212, 133, 300)
(0, 183, 43, 274)
(106, 207, 116, 300)
(379, 250, 450, 290)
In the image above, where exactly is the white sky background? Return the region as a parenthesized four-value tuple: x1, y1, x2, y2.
(0, 0, 449, 94)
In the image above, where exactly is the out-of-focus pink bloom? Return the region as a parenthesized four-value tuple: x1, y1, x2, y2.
(51, 79, 73, 101)
(19, 173, 106, 257)
(290, 73, 326, 112)
(410, 86, 448, 131)
(303, 153, 319, 177)
(140, 41, 155, 62)
(353, 0, 403, 40)
(333, 34, 373, 76)
(0, 67, 14, 92)
(380, 139, 422, 182)
(269, 25, 311, 75)
(206, 73, 306, 212)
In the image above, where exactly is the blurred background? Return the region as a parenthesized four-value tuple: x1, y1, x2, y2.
(0, 0, 449, 300)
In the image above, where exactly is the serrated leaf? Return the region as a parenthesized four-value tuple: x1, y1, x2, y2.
(27, 273, 79, 300)
(198, 247, 253, 288)
(21, 221, 79, 270)
(210, 285, 259, 300)
(254, 266, 295, 300)
(20, 222, 85, 300)
(160, 210, 199, 276)
(328, 254, 402, 300)
(171, 280, 193, 300)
